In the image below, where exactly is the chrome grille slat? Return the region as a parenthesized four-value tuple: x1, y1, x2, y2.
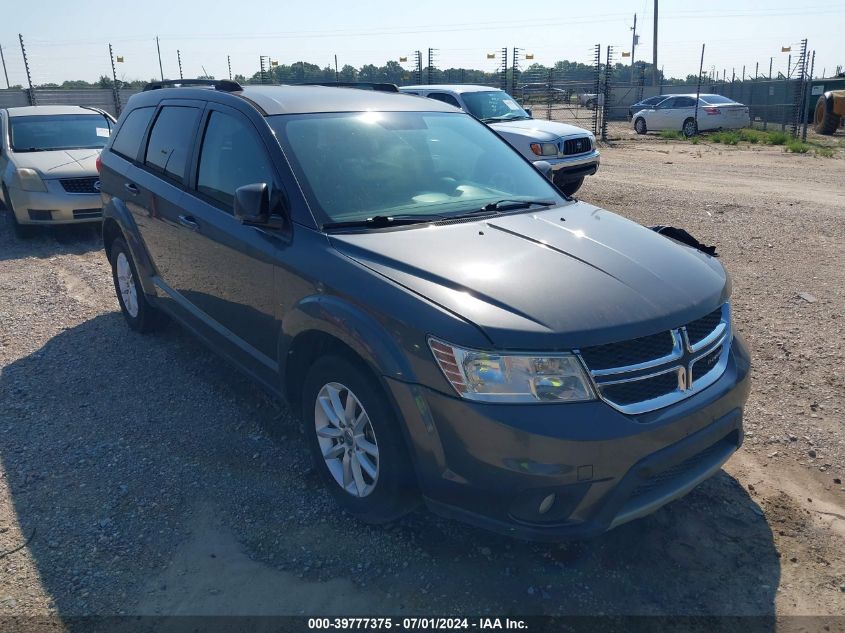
(578, 304, 731, 415)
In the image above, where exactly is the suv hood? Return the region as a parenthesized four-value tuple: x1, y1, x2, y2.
(489, 118, 592, 142)
(10, 149, 100, 179)
(330, 202, 728, 350)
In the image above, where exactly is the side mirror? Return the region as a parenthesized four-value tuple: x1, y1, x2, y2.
(524, 107, 533, 118)
(534, 160, 554, 181)
(234, 183, 270, 224)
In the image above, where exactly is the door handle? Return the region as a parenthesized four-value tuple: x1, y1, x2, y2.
(178, 214, 199, 231)
(124, 183, 139, 195)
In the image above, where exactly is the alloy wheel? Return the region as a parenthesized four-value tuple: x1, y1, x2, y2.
(314, 382, 380, 498)
(116, 251, 139, 318)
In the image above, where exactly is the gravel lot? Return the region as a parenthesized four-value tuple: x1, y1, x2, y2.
(0, 140, 843, 626)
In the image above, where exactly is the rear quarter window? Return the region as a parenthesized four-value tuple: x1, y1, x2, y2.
(144, 106, 201, 184)
(110, 107, 155, 161)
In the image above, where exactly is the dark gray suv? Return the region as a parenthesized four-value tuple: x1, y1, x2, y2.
(98, 79, 750, 540)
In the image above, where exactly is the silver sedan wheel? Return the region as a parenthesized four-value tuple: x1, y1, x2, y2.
(116, 252, 139, 318)
(314, 382, 379, 498)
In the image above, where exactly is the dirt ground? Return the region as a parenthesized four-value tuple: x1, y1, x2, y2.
(0, 140, 843, 629)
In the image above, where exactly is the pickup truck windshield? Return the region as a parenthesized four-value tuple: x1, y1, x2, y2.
(461, 91, 530, 122)
(270, 111, 563, 226)
(10, 114, 113, 152)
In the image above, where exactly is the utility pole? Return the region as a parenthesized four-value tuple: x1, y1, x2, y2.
(109, 43, 122, 116)
(511, 47, 519, 96)
(630, 13, 638, 83)
(802, 50, 815, 141)
(0, 45, 9, 89)
(334, 54, 339, 82)
(156, 36, 164, 80)
(19, 34, 35, 105)
(652, 0, 658, 86)
(177, 49, 183, 80)
(769, 57, 773, 80)
(227, 55, 232, 80)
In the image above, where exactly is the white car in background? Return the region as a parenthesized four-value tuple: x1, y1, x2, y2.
(632, 94, 750, 136)
(0, 105, 114, 238)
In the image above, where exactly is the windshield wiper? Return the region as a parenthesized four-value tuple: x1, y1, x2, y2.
(479, 199, 557, 212)
(11, 147, 50, 152)
(322, 213, 447, 230)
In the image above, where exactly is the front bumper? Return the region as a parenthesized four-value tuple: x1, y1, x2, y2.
(7, 182, 102, 225)
(538, 149, 601, 183)
(386, 334, 751, 540)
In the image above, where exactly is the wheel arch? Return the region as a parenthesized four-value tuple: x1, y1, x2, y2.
(102, 200, 158, 296)
(279, 295, 417, 419)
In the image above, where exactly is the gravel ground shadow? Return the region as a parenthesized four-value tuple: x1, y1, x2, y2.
(0, 312, 781, 620)
(0, 209, 102, 261)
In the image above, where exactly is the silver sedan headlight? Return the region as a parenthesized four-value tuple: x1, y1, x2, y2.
(15, 168, 47, 193)
(429, 338, 595, 403)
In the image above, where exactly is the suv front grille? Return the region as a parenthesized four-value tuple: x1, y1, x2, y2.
(562, 137, 591, 156)
(579, 331, 674, 370)
(578, 304, 731, 415)
(60, 177, 100, 194)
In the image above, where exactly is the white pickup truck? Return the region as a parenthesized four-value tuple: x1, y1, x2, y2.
(400, 84, 600, 196)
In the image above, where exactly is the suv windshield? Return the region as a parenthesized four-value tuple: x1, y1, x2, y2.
(460, 91, 530, 122)
(270, 111, 563, 226)
(10, 113, 113, 152)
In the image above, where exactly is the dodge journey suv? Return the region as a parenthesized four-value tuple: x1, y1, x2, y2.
(99, 79, 750, 539)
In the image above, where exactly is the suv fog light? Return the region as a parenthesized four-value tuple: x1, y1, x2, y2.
(538, 494, 556, 515)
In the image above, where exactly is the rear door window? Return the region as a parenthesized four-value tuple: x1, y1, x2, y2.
(111, 107, 154, 161)
(674, 97, 697, 108)
(144, 106, 201, 184)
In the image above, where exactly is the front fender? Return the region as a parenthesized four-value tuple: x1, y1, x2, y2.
(102, 198, 158, 297)
(279, 294, 417, 386)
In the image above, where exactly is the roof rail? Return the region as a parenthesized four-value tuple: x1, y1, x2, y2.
(143, 79, 243, 92)
(301, 82, 399, 93)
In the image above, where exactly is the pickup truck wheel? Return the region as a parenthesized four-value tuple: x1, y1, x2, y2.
(110, 237, 165, 333)
(634, 117, 647, 135)
(558, 177, 585, 197)
(2, 185, 37, 239)
(303, 355, 417, 524)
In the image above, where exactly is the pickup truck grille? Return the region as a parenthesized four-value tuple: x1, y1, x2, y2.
(562, 137, 592, 156)
(60, 177, 100, 194)
(578, 304, 731, 415)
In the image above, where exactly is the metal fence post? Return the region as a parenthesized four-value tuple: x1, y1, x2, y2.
(801, 50, 815, 141)
(109, 43, 122, 117)
(600, 46, 613, 141)
(546, 67, 553, 121)
(19, 34, 35, 105)
(592, 44, 601, 136)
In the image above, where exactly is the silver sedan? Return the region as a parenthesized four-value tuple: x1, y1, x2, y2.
(0, 105, 115, 238)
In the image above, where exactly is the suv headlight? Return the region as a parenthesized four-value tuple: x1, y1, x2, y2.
(529, 142, 558, 157)
(429, 338, 595, 403)
(15, 168, 47, 193)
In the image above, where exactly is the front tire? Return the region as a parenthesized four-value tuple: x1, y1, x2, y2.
(555, 175, 585, 197)
(2, 185, 37, 239)
(110, 237, 165, 333)
(302, 355, 417, 524)
(634, 117, 647, 135)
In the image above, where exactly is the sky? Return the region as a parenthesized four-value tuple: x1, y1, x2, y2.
(1, 0, 843, 87)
